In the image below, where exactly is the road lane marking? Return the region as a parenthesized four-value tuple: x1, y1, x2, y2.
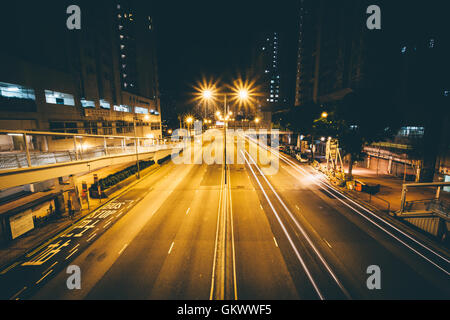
(0, 261, 20, 275)
(245, 148, 351, 299)
(119, 244, 129, 255)
(260, 137, 450, 269)
(9, 286, 27, 300)
(242, 150, 324, 300)
(186, 207, 191, 215)
(65, 249, 78, 260)
(210, 162, 224, 300)
(228, 168, 238, 300)
(323, 238, 332, 249)
(273, 237, 279, 248)
(277, 150, 450, 275)
(168, 242, 175, 255)
(36, 270, 53, 285)
(69, 244, 80, 253)
(42, 261, 58, 275)
(260, 204, 263, 210)
(87, 233, 97, 242)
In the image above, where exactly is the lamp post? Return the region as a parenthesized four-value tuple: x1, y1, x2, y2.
(186, 116, 194, 136)
(133, 115, 141, 179)
(201, 87, 251, 185)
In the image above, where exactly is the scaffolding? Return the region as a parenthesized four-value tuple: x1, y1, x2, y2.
(325, 138, 345, 180)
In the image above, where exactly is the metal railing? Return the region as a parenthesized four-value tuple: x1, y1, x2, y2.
(0, 129, 175, 171)
(404, 199, 450, 219)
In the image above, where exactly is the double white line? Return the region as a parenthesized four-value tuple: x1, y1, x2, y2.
(210, 164, 238, 300)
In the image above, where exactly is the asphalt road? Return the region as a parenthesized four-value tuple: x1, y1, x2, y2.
(1, 131, 448, 300)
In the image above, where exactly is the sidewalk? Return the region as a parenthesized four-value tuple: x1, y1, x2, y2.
(350, 166, 450, 212)
(0, 159, 155, 270)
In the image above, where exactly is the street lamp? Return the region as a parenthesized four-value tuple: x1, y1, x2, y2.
(186, 116, 194, 136)
(132, 115, 142, 179)
(321, 112, 328, 119)
(254, 117, 260, 129)
(200, 85, 253, 184)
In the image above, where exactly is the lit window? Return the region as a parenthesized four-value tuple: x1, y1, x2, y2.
(100, 99, 110, 109)
(135, 107, 148, 114)
(399, 126, 425, 137)
(0, 82, 35, 100)
(44, 90, 75, 106)
(429, 38, 435, 48)
(114, 105, 131, 112)
(81, 99, 95, 108)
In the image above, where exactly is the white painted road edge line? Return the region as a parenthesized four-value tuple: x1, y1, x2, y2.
(119, 244, 129, 255)
(241, 150, 324, 300)
(246, 135, 450, 274)
(245, 149, 351, 299)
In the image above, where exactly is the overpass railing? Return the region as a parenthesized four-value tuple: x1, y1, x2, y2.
(0, 129, 174, 171)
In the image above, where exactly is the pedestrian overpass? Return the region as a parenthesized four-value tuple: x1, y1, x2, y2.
(0, 130, 180, 190)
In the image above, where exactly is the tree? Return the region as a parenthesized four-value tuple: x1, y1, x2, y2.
(314, 89, 401, 178)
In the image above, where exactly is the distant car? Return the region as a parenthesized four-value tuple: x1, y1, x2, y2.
(295, 153, 309, 163)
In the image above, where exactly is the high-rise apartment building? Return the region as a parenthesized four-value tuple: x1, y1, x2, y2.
(293, 0, 449, 182)
(0, 0, 162, 141)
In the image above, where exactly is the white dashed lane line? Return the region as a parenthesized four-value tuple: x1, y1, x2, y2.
(168, 242, 175, 255)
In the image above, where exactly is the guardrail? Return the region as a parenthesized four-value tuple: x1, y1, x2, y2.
(0, 129, 176, 171)
(404, 199, 450, 219)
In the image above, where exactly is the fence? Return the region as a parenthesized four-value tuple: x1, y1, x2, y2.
(0, 129, 174, 171)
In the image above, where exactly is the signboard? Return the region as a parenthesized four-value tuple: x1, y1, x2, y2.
(9, 209, 35, 240)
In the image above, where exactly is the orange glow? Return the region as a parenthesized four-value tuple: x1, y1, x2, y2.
(228, 77, 261, 111)
(192, 77, 220, 106)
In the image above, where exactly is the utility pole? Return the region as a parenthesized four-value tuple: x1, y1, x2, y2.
(224, 94, 227, 185)
(133, 116, 141, 179)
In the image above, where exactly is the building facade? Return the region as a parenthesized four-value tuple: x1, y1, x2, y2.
(0, 0, 162, 143)
(293, 0, 449, 182)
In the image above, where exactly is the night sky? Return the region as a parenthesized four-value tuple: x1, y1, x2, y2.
(152, 0, 299, 102)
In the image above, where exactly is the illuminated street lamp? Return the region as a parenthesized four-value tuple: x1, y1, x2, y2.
(321, 112, 328, 119)
(254, 117, 260, 129)
(200, 83, 253, 184)
(203, 90, 213, 100)
(186, 116, 194, 136)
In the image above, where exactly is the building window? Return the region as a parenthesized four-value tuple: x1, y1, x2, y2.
(429, 38, 435, 49)
(44, 90, 75, 106)
(100, 99, 110, 109)
(135, 107, 148, 114)
(0, 82, 35, 100)
(114, 105, 130, 112)
(399, 126, 425, 137)
(81, 99, 95, 108)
